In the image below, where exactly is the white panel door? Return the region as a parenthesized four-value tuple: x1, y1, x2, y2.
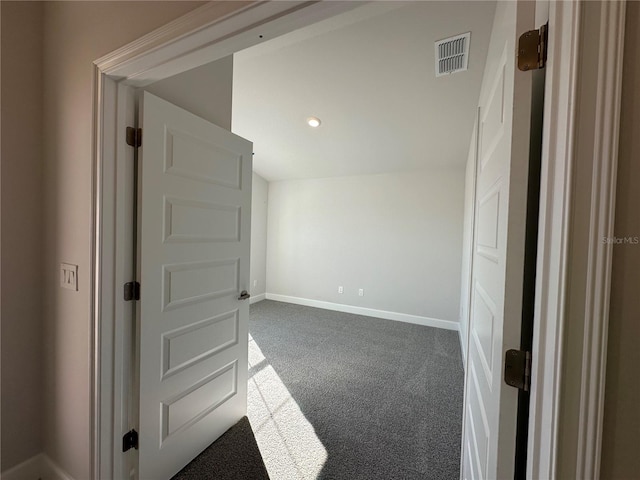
(137, 92, 252, 479)
(461, 2, 537, 479)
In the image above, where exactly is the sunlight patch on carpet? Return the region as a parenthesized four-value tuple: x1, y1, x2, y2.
(248, 334, 327, 480)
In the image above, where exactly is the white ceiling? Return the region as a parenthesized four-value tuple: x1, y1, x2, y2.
(232, 1, 496, 182)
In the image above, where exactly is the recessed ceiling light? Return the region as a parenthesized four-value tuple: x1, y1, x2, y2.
(307, 117, 321, 128)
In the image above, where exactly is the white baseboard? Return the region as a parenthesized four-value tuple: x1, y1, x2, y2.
(265, 293, 459, 331)
(1, 454, 42, 480)
(42, 455, 75, 480)
(1, 453, 75, 480)
(249, 293, 266, 305)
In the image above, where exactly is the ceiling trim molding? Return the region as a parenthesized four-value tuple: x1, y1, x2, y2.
(94, 1, 361, 86)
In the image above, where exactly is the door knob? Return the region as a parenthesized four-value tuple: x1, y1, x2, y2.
(238, 290, 251, 301)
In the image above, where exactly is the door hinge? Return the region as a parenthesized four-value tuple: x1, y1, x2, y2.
(122, 429, 138, 452)
(504, 349, 532, 392)
(126, 127, 142, 148)
(124, 281, 140, 301)
(517, 22, 548, 71)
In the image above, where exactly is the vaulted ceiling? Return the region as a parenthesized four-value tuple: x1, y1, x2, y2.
(232, 1, 496, 181)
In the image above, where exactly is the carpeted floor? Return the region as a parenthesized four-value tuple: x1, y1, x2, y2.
(172, 416, 269, 480)
(247, 300, 464, 480)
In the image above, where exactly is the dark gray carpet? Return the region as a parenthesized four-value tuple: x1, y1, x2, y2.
(172, 416, 270, 480)
(248, 300, 464, 480)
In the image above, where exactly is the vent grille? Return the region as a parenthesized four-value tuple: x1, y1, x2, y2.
(435, 32, 470, 77)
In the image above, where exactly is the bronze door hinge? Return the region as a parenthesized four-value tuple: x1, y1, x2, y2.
(518, 23, 548, 71)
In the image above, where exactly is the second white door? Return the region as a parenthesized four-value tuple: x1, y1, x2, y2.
(462, 1, 539, 479)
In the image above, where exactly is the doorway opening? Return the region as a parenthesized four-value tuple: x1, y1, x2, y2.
(227, 2, 494, 478)
(134, 0, 527, 477)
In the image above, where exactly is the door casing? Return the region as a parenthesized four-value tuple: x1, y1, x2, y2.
(90, 1, 625, 479)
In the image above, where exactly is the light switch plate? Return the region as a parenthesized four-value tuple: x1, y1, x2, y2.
(61, 263, 78, 291)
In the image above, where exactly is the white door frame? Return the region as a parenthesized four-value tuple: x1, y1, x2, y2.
(90, 1, 625, 479)
(525, 1, 625, 478)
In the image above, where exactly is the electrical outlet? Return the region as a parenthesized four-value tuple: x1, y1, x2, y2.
(358, 288, 364, 297)
(338, 286, 344, 294)
(61, 263, 78, 291)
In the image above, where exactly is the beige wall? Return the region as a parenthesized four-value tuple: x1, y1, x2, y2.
(600, 2, 640, 477)
(39, 2, 206, 478)
(1, 1, 45, 471)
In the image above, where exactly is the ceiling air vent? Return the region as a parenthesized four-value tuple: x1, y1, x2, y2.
(435, 32, 470, 77)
